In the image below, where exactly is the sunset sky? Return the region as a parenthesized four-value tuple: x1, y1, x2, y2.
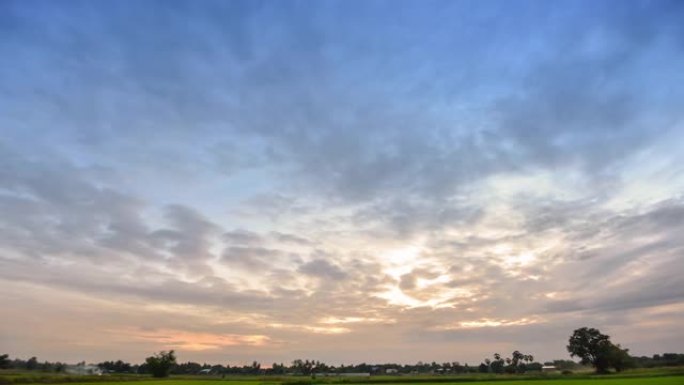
(1, 0, 684, 366)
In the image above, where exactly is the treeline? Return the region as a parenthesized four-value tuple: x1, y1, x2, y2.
(631, 354, 684, 368)
(2, 354, 505, 375)
(0, 355, 68, 373)
(476, 351, 539, 374)
(159, 360, 484, 375)
(3, 352, 684, 376)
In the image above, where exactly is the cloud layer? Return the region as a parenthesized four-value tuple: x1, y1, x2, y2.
(1, 0, 683, 365)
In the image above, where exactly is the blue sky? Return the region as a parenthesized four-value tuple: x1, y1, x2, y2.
(1, 0, 684, 365)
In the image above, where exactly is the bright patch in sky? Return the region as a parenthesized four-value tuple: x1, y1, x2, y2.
(123, 329, 271, 351)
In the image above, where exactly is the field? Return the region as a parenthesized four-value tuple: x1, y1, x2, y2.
(2, 368, 683, 385)
(4, 377, 684, 385)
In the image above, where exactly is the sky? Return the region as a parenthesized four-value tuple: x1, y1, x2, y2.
(1, 0, 684, 366)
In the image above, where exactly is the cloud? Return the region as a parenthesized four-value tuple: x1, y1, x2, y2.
(119, 328, 271, 351)
(150, 205, 220, 273)
(270, 231, 315, 246)
(434, 317, 543, 331)
(1, 0, 684, 365)
(222, 246, 285, 270)
(223, 229, 264, 246)
(298, 258, 347, 281)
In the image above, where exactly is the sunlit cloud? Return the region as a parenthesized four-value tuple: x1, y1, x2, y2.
(267, 323, 351, 335)
(381, 244, 426, 280)
(375, 285, 475, 309)
(318, 316, 393, 325)
(116, 329, 271, 351)
(435, 317, 544, 330)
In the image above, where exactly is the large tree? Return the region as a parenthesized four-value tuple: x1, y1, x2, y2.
(145, 350, 177, 378)
(0, 354, 10, 369)
(567, 327, 631, 373)
(25, 357, 38, 371)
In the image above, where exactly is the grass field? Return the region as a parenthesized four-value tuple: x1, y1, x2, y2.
(2, 368, 683, 385)
(15, 377, 682, 385)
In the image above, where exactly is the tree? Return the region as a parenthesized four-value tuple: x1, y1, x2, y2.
(145, 350, 177, 378)
(485, 354, 503, 374)
(98, 360, 133, 373)
(54, 362, 67, 373)
(249, 361, 261, 375)
(26, 357, 38, 371)
(606, 344, 634, 372)
(0, 354, 10, 369)
(567, 327, 629, 373)
(511, 351, 524, 366)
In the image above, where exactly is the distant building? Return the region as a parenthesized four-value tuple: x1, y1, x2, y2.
(385, 368, 398, 374)
(541, 365, 558, 373)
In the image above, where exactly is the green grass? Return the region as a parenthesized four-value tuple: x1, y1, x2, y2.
(2, 368, 683, 385)
(0, 372, 151, 385)
(19, 377, 683, 385)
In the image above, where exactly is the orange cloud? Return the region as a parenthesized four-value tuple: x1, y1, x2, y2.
(433, 317, 543, 330)
(116, 328, 271, 351)
(267, 323, 350, 334)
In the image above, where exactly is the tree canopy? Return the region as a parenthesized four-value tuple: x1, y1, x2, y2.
(144, 350, 177, 378)
(0, 354, 10, 369)
(567, 327, 633, 373)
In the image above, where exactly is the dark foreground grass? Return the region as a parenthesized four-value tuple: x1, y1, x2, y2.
(2, 368, 682, 385)
(12, 377, 683, 385)
(0, 372, 152, 385)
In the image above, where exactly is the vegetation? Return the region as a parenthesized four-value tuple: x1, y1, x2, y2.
(1, 327, 683, 382)
(567, 328, 633, 373)
(631, 354, 684, 368)
(144, 352, 177, 378)
(0, 368, 683, 385)
(478, 351, 537, 374)
(97, 363, 132, 375)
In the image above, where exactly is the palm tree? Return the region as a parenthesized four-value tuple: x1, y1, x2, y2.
(511, 351, 523, 366)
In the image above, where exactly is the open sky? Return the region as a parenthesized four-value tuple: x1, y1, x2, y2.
(1, 0, 684, 366)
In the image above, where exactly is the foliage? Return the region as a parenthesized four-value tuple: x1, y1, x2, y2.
(25, 359, 38, 372)
(2, 343, 683, 380)
(552, 360, 584, 371)
(480, 351, 536, 374)
(567, 327, 634, 373)
(632, 354, 684, 368)
(97, 361, 132, 374)
(144, 351, 176, 378)
(607, 345, 635, 372)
